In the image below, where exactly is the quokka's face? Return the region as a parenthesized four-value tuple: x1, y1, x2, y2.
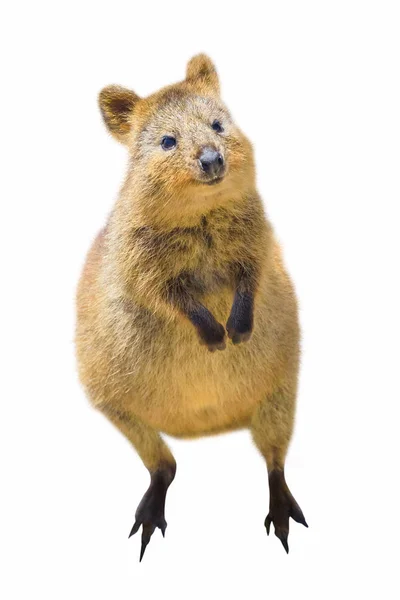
(99, 55, 254, 218)
(133, 91, 249, 190)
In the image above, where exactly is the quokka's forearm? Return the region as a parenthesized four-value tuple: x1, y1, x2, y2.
(163, 274, 226, 351)
(226, 260, 261, 343)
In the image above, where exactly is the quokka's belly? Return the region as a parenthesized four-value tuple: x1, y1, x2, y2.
(120, 300, 279, 437)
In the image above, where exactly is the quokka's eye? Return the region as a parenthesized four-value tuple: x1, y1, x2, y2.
(161, 136, 176, 150)
(211, 120, 224, 133)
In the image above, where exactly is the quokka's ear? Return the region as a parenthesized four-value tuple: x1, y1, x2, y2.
(186, 54, 220, 96)
(98, 85, 140, 143)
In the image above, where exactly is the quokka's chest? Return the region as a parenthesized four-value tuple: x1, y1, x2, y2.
(169, 220, 238, 258)
(174, 236, 239, 293)
(145, 218, 242, 287)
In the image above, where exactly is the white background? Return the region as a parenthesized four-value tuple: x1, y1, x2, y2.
(1, 1, 399, 598)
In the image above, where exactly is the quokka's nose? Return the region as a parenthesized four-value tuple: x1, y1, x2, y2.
(198, 147, 225, 178)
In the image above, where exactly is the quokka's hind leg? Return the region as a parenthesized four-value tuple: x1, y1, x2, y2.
(100, 405, 176, 562)
(250, 385, 308, 554)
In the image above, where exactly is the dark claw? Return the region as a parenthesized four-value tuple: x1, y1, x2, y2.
(291, 504, 308, 527)
(139, 523, 156, 562)
(264, 514, 272, 535)
(139, 539, 148, 562)
(275, 528, 289, 554)
(129, 520, 140, 538)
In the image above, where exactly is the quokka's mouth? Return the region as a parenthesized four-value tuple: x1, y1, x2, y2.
(205, 176, 224, 186)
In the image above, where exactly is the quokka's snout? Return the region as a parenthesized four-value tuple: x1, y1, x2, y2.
(197, 145, 226, 183)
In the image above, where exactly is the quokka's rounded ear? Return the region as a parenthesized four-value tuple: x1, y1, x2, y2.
(186, 54, 220, 95)
(98, 85, 140, 143)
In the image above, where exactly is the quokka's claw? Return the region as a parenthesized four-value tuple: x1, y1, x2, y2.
(290, 503, 308, 528)
(129, 520, 141, 538)
(264, 514, 272, 535)
(160, 522, 167, 537)
(274, 528, 289, 554)
(138, 523, 156, 562)
(139, 540, 147, 562)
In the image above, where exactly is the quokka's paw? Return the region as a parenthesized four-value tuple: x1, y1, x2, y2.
(264, 470, 308, 554)
(226, 314, 253, 345)
(129, 472, 169, 562)
(197, 321, 226, 352)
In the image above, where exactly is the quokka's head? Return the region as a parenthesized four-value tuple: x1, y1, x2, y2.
(99, 55, 255, 223)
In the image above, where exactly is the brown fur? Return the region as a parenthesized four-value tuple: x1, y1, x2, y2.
(75, 54, 305, 554)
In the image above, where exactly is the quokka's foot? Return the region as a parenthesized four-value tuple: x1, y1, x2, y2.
(197, 321, 226, 352)
(264, 469, 308, 554)
(226, 311, 253, 344)
(129, 467, 174, 562)
(226, 321, 252, 344)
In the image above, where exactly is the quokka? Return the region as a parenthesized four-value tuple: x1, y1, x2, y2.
(76, 54, 307, 561)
